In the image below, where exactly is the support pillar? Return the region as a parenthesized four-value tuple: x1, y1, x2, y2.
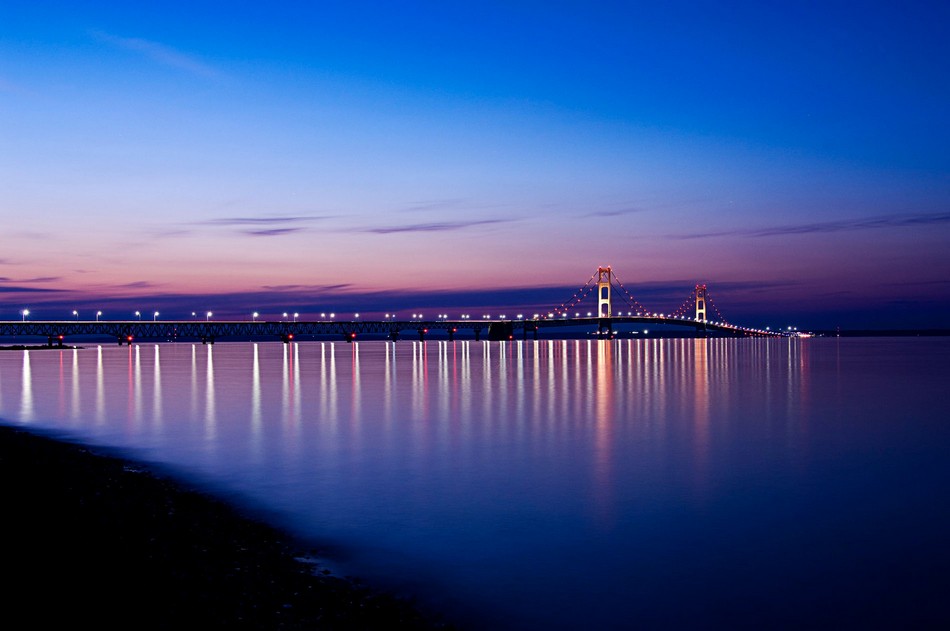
(695, 284, 707, 322)
(597, 266, 612, 318)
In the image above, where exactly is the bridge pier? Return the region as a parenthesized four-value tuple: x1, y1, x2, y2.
(280, 334, 294, 344)
(344, 332, 356, 343)
(597, 318, 614, 339)
(448, 327, 456, 341)
(389, 330, 399, 342)
(488, 321, 513, 341)
(418, 328, 427, 342)
(201, 336, 215, 345)
(473, 328, 482, 341)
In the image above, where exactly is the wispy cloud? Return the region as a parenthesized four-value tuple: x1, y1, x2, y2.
(0, 276, 61, 284)
(199, 216, 331, 226)
(92, 30, 220, 79)
(242, 227, 306, 237)
(362, 219, 508, 234)
(192, 215, 333, 237)
(584, 207, 647, 218)
(676, 211, 950, 239)
(0, 285, 66, 294)
(396, 199, 467, 213)
(116, 281, 158, 289)
(261, 284, 352, 292)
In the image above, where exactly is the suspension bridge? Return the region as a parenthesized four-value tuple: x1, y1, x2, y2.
(1, 267, 781, 345)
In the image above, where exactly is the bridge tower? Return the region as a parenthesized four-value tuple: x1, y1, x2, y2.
(695, 284, 707, 321)
(597, 266, 612, 318)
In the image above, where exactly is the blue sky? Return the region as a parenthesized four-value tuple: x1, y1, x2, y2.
(1, 2, 948, 329)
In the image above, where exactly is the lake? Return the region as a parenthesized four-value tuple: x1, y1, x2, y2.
(2, 337, 948, 628)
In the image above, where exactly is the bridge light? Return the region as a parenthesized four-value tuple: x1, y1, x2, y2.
(283, 312, 288, 320)
(517, 314, 523, 319)
(72, 310, 78, 319)
(206, 312, 212, 321)
(127, 335, 133, 342)
(354, 313, 360, 319)
(96, 311, 102, 322)
(587, 312, 592, 317)
(21, 309, 29, 321)
(288, 333, 294, 340)
(154, 311, 160, 321)
(294, 312, 299, 322)
(330, 313, 335, 319)
(253, 312, 259, 321)
(135, 311, 141, 320)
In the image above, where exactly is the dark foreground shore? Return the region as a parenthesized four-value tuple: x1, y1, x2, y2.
(0, 425, 453, 630)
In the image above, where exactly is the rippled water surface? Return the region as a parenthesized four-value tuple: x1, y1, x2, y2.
(2, 337, 949, 628)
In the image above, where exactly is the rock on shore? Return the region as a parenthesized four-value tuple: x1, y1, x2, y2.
(0, 425, 452, 629)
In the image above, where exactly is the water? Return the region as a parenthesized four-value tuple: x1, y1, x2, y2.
(1, 337, 948, 628)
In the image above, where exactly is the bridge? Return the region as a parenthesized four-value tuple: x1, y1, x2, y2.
(2, 267, 781, 345)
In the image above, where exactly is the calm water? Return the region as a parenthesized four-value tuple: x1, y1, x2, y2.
(2, 337, 949, 628)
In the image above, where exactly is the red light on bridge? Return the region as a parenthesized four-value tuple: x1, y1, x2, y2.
(288, 334, 294, 340)
(126, 335, 133, 342)
(423, 328, 429, 333)
(349, 332, 357, 339)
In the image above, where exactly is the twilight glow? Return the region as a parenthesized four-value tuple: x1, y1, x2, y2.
(1, 2, 948, 329)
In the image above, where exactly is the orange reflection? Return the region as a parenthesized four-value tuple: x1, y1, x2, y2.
(592, 339, 615, 526)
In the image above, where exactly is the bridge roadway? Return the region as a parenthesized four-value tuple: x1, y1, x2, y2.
(0, 316, 776, 345)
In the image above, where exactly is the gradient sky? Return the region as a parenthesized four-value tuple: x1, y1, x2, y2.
(2, 2, 948, 329)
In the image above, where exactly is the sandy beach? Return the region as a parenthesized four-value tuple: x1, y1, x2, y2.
(0, 424, 453, 629)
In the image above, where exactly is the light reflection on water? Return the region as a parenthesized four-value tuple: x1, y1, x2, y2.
(1, 337, 949, 628)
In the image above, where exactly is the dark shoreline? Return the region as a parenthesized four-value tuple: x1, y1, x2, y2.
(0, 424, 454, 629)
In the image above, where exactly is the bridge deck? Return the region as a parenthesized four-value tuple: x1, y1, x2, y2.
(0, 316, 776, 344)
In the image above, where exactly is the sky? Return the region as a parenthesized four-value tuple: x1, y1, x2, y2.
(1, 1, 948, 330)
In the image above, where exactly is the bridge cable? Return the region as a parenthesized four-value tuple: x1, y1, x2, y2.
(552, 271, 598, 316)
(704, 289, 729, 324)
(608, 270, 651, 315)
(670, 288, 699, 319)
